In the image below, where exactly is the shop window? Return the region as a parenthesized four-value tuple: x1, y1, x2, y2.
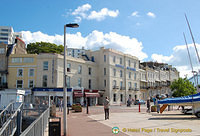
(120, 94, 123, 102)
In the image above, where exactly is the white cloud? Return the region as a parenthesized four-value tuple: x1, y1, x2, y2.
(151, 44, 200, 78)
(21, 30, 147, 60)
(70, 4, 119, 22)
(87, 8, 119, 21)
(72, 4, 91, 18)
(131, 11, 139, 17)
(147, 12, 156, 18)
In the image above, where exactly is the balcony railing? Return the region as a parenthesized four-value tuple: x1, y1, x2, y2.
(113, 86, 119, 89)
(120, 87, 125, 90)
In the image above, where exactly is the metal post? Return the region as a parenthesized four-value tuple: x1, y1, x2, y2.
(87, 98, 89, 114)
(63, 25, 67, 136)
(139, 103, 140, 112)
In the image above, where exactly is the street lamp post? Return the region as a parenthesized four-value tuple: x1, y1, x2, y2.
(63, 23, 79, 136)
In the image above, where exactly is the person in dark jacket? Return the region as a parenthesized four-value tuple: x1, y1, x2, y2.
(104, 97, 110, 120)
(146, 99, 151, 113)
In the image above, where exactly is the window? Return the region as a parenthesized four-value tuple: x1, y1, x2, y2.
(128, 82, 132, 89)
(67, 76, 70, 87)
(91, 56, 95, 62)
(67, 63, 71, 72)
(134, 73, 137, 80)
(134, 62, 136, 68)
(104, 55, 106, 62)
(28, 80, 34, 88)
(0, 48, 5, 54)
(78, 78, 82, 87)
(113, 68, 116, 76)
(1, 29, 9, 32)
(128, 60, 131, 67)
(42, 75, 47, 87)
(29, 69, 34, 77)
(104, 68, 106, 75)
(17, 69, 23, 77)
(12, 58, 22, 63)
(104, 79, 106, 87)
(120, 94, 123, 102)
(135, 83, 137, 89)
(120, 70, 123, 77)
(78, 65, 82, 74)
(113, 56, 116, 63)
(113, 93, 116, 102)
(113, 80, 117, 87)
(120, 58, 122, 64)
(16, 80, 23, 88)
(89, 79, 91, 89)
(0, 33, 8, 36)
(129, 72, 131, 79)
(120, 81, 123, 89)
(88, 67, 92, 75)
(43, 61, 48, 70)
(24, 58, 34, 63)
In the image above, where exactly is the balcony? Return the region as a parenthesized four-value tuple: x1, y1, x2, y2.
(0, 83, 8, 89)
(134, 88, 140, 91)
(140, 86, 148, 89)
(120, 87, 125, 90)
(113, 86, 119, 89)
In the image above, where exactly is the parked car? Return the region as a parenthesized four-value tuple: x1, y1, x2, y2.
(134, 99, 146, 105)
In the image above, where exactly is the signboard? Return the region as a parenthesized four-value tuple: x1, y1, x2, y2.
(32, 88, 72, 92)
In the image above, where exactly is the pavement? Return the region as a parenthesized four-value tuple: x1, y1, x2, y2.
(46, 105, 200, 136)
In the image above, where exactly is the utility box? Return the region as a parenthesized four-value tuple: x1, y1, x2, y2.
(49, 117, 61, 136)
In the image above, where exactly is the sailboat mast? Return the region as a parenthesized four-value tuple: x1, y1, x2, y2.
(185, 14, 200, 64)
(183, 32, 197, 86)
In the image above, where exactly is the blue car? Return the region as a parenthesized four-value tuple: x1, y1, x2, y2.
(134, 99, 146, 105)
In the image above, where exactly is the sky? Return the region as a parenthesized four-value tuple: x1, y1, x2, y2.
(1, 0, 200, 78)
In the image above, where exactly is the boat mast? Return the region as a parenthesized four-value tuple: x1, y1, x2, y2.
(183, 32, 197, 86)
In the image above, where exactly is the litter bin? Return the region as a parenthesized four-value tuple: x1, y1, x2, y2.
(49, 117, 61, 136)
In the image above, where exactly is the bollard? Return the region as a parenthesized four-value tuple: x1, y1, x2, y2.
(139, 103, 141, 112)
(87, 103, 89, 114)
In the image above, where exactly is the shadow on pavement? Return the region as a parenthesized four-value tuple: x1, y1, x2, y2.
(87, 119, 105, 122)
(148, 117, 199, 120)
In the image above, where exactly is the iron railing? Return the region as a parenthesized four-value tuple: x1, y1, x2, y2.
(0, 103, 23, 136)
(20, 107, 49, 136)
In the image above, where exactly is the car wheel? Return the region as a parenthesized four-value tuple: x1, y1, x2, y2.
(195, 112, 200, 118)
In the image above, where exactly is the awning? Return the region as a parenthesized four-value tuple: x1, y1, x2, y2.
(73, 92, 83, 97)
(85, 92, 100, 98)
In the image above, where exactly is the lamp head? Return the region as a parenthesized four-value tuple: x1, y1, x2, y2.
(65, 23, 79, 28)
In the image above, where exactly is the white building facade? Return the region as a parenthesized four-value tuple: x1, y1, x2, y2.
(0, 26, 22, 44)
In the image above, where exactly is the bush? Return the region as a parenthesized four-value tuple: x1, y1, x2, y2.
(72, 104, 82, 112)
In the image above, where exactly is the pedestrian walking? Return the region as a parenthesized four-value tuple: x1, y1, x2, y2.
(59, 98, 63, 112)
(146, 99, 151, 113)
(104, 96, 110, 120)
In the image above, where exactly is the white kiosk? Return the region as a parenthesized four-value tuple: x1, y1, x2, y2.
(0, 89, 25, 109)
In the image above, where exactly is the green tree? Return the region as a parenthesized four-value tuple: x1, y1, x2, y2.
(170, 77, 196, 97)
(27, 42, 64, 54)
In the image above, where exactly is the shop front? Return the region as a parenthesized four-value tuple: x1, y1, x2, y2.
(32, 87, 73, 106)
(84, 89, 100, 106)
